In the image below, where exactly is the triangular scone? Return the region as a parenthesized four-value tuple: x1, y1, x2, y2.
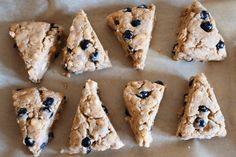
(63, 11, 112, 77)
(68, 79, 124, 154)
(123, 80, 165, 147)
(106, 4, 156, 70)
(12, 87, 65, 157)
(9, 22, 64, 83)
(173, 0, 227, 61)
(176, 73, 227, 140)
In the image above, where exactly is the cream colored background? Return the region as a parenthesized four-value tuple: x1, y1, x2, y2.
(0, 0, 236, 156)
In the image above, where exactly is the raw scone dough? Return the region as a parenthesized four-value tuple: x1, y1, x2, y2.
(9, 22, 64, 83)
(123, 80, 165, 147)
(67, 79, 124, 154)
(12, 87, 65, 157)
(173, 0, 227, 61)
(63, 10, 112, 77)
(176, 73, 227, 140)
(106, 4, 156, 70)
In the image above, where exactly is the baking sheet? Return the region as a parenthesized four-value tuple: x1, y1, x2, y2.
(0, 0, 236, 156)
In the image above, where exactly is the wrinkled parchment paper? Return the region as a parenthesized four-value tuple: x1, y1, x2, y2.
(0, 0, 236, 156)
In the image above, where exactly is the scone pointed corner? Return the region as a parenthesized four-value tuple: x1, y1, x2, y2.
(63, 10, 112, 76)
(9, 22, 64, 83)
(176, 73, 227, 140)
(12, 87, 65, 157)
(106, 4, 156, 70)
(172, 0, 227, 62)
(123, 80, 165, 147)
(68, 79, 123, 154)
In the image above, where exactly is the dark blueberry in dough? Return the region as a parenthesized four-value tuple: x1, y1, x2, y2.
(40, 142, 48, 150)
(216, 40, 225, 50)
(137, 91, 151, 99)
(49, 112, 54, 118)
(155, 80, 164, 85)
(43, 97, 54, 106)
(89, 51, 99, 64)
(200, 21, 213, 32)
(123, 30, 134, 40)
(200, 10, 209, 20)
(80, 39, 91, 50)
(13, 43, 18, 48)
(189, 79, 194, 87)
(125, 109, 131, 116)
(67, 48, 72, 53)
(42, 106, 51, 113)
(102, 105, 108, 114)
(87, 147, 92, 154)
(194, 117, 206, 128)
(131, 19, 141, 27)
(137, 4, 148, 9)
(128, 45, 136, 53)
(18, 108, 27, 117)
(198, 105, 209, 112)
(82, 137, 91, 147)
(24, 137, 35, 147)
(123, 7, 132, 12)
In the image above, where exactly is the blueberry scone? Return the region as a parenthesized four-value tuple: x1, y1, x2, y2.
(12, 87, 65, 157)
(67, 79, 124, 154)
(63, 11, 112, 77)
(177, 73, 226, 140)
(9, 22, 64, 83)
(106, 4, 156, 70)
(172, 0, 227, 62)
(123, 80, 165, 147)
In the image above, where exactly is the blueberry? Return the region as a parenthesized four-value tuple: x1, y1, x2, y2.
(123, 7, 132, 12)
(102, 105, 108, 114)
(86, 147, 92, 154)
(41, 106, 51, 113)
(24, 137, 35, 147)
(81, 137, 91, 147)
(198, 105, 209, 112)
(200, 10, 209, 20)
(123, 30, 134, 40)
(216, 40, 224, 50)
(89, 51, 99, 64)
(40, 142, 48, 150)
(125, 109, 131, 116)
(189, 79, 194, 87)
(155, 80, 164, 85)
(80, 39, 91, 50)
(137, 4, 148, 9)
(131, 19, 141, 27)
(137, 91, 151, 99)
(128, 45, 136, 53)
(194, 117, 206, 128)
(17, 108, 27, 117)
(43, 97, 54, 106)
(200, 21, 213, 32)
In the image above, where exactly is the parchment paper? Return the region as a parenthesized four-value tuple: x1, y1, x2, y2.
(0, 0, 236, 157)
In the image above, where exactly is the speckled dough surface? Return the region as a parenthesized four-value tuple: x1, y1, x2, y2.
(123, 80, 165, 147)
(173, 0, 227, 61)
(67, 79, 124, 154)
(63, 10, 112, 76)
(106, 4, 156, 70)
(176, 73, 226, 140)
(12, 87, 65, 157)
(9, 22, 64, 83)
